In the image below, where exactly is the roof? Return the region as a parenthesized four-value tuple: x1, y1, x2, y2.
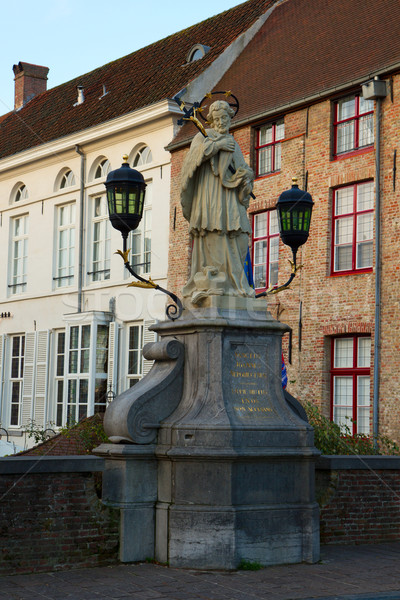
(18, 414, 107, 456)
(0, 0, 274, 162)
(171, 0, 400, 148)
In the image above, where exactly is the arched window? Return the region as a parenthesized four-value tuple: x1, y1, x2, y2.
(60, 170, 76, 189)
(14, 184, 28, 203)
(132, 146, 152, 167)
(94, 159, 111, 179)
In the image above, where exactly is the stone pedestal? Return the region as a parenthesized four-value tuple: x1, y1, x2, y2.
(96, 303, 320, 569)
(94, 444, 157, 562)
(152, 306, 320, 568)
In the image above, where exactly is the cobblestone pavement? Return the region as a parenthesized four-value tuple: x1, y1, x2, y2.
(1, 543, 400, 600)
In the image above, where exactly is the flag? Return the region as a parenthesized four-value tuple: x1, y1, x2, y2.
(244, 247, 254, 288)
(282, 353, 288, 389)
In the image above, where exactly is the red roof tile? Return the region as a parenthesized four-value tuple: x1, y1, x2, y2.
(0, 0, 273, 161)
(171, 0, 400, 147)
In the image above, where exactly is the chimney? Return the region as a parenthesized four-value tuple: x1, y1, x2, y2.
(12, 62, 49, 110)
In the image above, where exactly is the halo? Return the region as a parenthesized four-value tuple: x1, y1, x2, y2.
(197, 90, 240, 123)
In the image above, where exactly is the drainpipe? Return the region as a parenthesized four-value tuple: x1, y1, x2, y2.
(361, 77, 387, 442)
(75, 145, 85, 313)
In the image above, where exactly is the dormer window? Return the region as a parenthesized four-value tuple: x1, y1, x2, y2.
(60, 170, 76, 189)
(186, 44, 210, 63)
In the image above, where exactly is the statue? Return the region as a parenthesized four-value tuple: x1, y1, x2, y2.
(180, 100, 255, 304)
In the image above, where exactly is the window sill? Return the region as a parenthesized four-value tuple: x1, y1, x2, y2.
(330, 268, 373, 277)
(332, 146, 374, 161)
(255, 171, 281, 181)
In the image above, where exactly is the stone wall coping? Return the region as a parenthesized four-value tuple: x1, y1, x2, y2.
(317, 455, 400, 470)
(0, 455, 104, 474)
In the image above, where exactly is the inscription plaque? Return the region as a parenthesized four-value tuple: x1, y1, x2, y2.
(229, 342, 275, 422)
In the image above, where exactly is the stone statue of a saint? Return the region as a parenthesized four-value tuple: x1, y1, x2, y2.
(180, 100, 255, 304)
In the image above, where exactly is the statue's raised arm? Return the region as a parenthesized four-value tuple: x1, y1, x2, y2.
(180, 100, 255, 305)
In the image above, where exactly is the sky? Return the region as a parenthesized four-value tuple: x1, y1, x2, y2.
(0, 0, 243, 114)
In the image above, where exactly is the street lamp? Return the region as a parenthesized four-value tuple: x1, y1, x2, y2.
(257, 178, 314, 296)
(105, 156, 183, 320)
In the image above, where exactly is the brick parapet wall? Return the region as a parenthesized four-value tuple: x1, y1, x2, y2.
(317, 456, 400, 545)
(0, 456, 119, 575)
(0, 455, 399, 575)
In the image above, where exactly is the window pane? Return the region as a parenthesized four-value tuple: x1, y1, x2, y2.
(335, 216, 353, 245)
(94, 378, 107, 412)
(254, 213, 267, 238)
(254, 264, 266, 289)
(270, 210, 279, 234)
(70, 326, 79, 349)
(81, 325, 91, 348)
(254, 240, 267, 265)
(357, 213, 373, 242)
(337, 96, 355, 120)
(357, 376, 370, 435)
(359, 96, 374, 115)
(335, 187, 353, 216)
(274, 143, 282, 171)
(336, 121, 354, 153)
(333, 376, 353, 431)
(275, 120, 285, 140)
(269, 236, 279, 263)
(359, 113, 374, 147)
(357, 375, 370, 406)
(356, 241, 373, 269)
(357, 182, 374, 212)
(358, 338, 371, 368)
(269, 261, 278, 286)
(334, 338, 353, 368)
(259, 125, 272, 145)
(258, 146, 272, 175)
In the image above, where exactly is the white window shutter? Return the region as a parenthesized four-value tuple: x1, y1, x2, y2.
(107, 322, 119, 395)
(22, 332, 36, 426)
(142, 320, 156, 376)
(33, 330, 50, 427)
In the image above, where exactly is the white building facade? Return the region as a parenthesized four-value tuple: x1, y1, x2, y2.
(0, 101, 179, 448)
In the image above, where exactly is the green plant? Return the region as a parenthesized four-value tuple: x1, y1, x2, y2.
(60, 414, 108, 453)
(25, 420, 55, 445)
(303, 401, 400, 455)
(237, 560, 264, 571)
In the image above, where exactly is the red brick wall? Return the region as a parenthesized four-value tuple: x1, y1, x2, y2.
(169, 72, 400, 442)
(0, 469, 119, 575)
(317, 458, 400, 544)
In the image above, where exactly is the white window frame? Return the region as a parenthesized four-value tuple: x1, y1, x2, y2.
(9, 334, 25, 427)
(89, 196, 111, 282)
(94, 159, 111, 179)
(126, 323, 144, 388)
(9, 214, 28, 295)
(129, 181, 152, 275)
(57, 314, 110, 426)
(55, 203, 76, 288)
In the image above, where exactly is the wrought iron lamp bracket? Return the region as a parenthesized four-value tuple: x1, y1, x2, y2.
(117, 236, 183, 321)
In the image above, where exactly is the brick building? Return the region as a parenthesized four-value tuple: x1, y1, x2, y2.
(168, 0, 400, 442)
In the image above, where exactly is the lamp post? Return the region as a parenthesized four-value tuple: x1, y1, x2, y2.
(257, 178, 314, 296)
(105, 156, 183, 320)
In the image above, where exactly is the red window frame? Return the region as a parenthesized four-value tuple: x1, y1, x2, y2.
(255, 120, 284, 177)
(251, 210, 279, 292)
(333, 94, 374, 156)
(330, 335, 371, 436)
(331, 181, 374, 275)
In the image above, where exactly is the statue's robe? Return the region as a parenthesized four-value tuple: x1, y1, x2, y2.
(180, 129, 255, 300)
